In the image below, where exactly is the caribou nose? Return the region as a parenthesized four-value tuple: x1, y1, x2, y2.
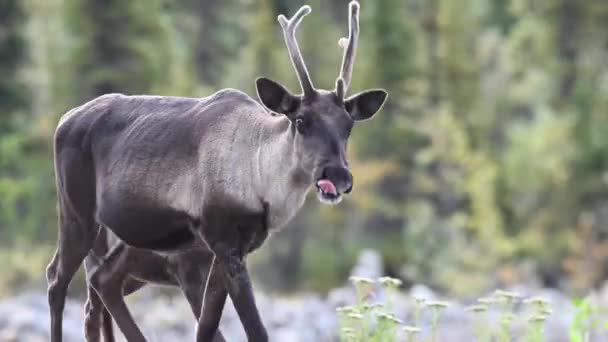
(344, 180, 353, 194)
(321, 166, 353, 194)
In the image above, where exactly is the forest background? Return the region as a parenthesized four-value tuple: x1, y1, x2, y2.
(1, 0, 608, 300)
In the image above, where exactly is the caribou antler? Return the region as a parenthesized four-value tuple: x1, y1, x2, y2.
(278, 6, 315, 98)
(336, 1, 360, 97)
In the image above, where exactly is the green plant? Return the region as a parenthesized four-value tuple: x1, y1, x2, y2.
(494, 290, 521, 342)
(412, 297, 426, 326)
(338, 276, 407, 342)
(427, 300, 449, 342)
(526, 314, 548, 342)
(402, 326, 421, 342)
(523, 296, 551, 342)
(0, 244, 56, 296)
(569, 296, 608, 342)
(379, 276, 402, 311)
(336, 280, 608, 342)
(466, 304, 489, 341)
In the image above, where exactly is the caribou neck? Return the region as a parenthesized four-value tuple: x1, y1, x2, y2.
(252, 114, 312, 229)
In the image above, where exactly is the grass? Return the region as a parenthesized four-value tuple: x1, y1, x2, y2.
(569, 296, 608, 342)
(0, 244, 56, 297)
(336, 277, 608, 341)
(337, 277, 561, 342)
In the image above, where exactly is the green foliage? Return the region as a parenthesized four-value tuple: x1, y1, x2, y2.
(338, 276, 407, 342)
(363, 0, 414, 92)
(0, 244, 55, 296)
(176, 0, 243, 86)
(65, 0, 188, 100)
(0, 0, 27, 131)
(336, 284, 557, 342)
(0, 132, 56, 245)
(1, 0, 608, 298)
(569, 297, 608, 342)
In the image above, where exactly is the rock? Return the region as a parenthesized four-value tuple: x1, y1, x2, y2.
(409, 283, 437, 301)
(349, 249, 383, 279)
(0, 292, 83, 342)
(0, 282, 601, 342)
(326, 286, 355, 308)
(599, 280, 608, 307)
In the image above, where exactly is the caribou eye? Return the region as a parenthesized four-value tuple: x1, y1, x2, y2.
(295, 117, 309, 134)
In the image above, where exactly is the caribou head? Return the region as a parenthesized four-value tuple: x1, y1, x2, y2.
(256, 1, 387, 205)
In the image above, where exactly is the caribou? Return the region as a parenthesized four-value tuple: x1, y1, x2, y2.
(82, 228, 225, 342)
(47, 1, 386, 341)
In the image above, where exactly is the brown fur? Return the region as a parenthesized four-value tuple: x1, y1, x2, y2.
(47, 2, 386, 342)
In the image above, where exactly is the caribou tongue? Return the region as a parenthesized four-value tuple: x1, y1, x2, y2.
(317, 179, 337, 196)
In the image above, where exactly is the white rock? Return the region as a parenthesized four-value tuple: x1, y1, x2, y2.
(349, 249, 383, 279)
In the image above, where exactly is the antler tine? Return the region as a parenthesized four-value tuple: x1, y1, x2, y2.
(278, 5, 315, 98)
(335, 77, 345, 100)
(336, 1, 360, 96)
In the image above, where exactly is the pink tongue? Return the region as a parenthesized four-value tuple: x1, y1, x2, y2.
(317, 179, 337, 195)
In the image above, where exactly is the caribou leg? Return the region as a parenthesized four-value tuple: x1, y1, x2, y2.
(47, 214, 97, 342)
(88, 243, 147, 342)
(88, 244, 229, 342)
(216, 252, 266, 341)
(83, 284, 104, 342)
(194, 226, 268, 342)
(84, 227, 118, 342)
(101, 307, 115, 342)
(84, 272, 147, 342)
(195, 257, 228, 342)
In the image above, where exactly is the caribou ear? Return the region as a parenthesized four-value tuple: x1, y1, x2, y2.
(256, 77, 300, 116)
(344, 89, 387, 121)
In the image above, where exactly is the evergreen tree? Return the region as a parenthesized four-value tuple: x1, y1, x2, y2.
(65, 0, 173, 100)
(0, 0, 27, 131)
(222, 0, 296, 94)
(176, 0, 243, 87)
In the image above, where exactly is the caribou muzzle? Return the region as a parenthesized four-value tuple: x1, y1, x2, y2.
(315, 165, 353, 204)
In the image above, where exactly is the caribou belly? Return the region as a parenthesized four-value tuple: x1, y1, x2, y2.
(97, 192, 196, 251)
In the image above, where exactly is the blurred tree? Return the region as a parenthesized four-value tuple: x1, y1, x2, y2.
(347, 0, 416, 272)
(488, 0, 515, 33)
(1, 0, 608, 296)
(222, 0, 285, 94)
(176, 0, 244, 86)
(0, 0, 27, 132)
(23, 0, 73, 121)
(0, 0, 33, 245)
(566, 0, 608, 290)
(65, 0, 175, 100)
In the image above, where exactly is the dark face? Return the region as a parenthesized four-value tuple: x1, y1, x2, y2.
(256, 78, 387, 205)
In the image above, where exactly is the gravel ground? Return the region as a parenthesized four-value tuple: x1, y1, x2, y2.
(0, 250, 606, 341)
